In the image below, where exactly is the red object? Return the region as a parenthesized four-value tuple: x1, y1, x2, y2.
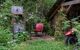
(65, 29, 73, 36)
(35, 23, 44, 32)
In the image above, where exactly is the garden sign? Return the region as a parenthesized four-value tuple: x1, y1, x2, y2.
(11, 6, 23, 14)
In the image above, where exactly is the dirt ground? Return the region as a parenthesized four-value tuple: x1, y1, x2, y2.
(31, 35, 55, 41)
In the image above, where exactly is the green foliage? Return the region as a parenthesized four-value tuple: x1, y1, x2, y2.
(9, 40, 74, 50)
(21, 0, 56, 17)
(43, 0, 56, 9)
(0, 46, 9, 50)
(0, 0, 13, 27)
(62, 21, 70, 31)
(63, 20, 80, 44)
(16, 32, 29, 42)
(43, 20, 54, 35)
(0, 27, 12, 46)
(73, 21, 80, 44)
(26, 15, 41, 32)
(26, 15, 54, 35)
(0, 0, 56, 34)
(0, 0, 5, 4)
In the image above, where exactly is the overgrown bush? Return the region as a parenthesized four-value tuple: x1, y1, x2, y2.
(0, 27, 12, 46)
(0, 0, 13, 27)
(73, 21, 80, 44)
(0, 46, 9, 50)
(16, 32, 29, 43)
(26, 15, 41, 32)
(43, 20, 54, 36)
(62, 21, 70, 31)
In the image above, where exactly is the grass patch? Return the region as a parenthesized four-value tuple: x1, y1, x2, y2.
(9, 39, 75, 50)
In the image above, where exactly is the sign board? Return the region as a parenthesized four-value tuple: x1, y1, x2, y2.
(11, 6, 23, 14)
(13, 23, 25, 33)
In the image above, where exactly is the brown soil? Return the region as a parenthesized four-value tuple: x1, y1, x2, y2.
(31, 35, 55, 41)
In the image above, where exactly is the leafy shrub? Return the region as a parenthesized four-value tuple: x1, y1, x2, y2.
(0, 27, 12, 46)
(73, 22, 80, 44)
(26, 15, 41, 32)
(14, 31, 29, 43)
(0, 46, 9, 50)
(18, 32, 29, 41)
(43, 20, 54, 36)
(0, 0, 13, 27)
(62, 21, 70, 31)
